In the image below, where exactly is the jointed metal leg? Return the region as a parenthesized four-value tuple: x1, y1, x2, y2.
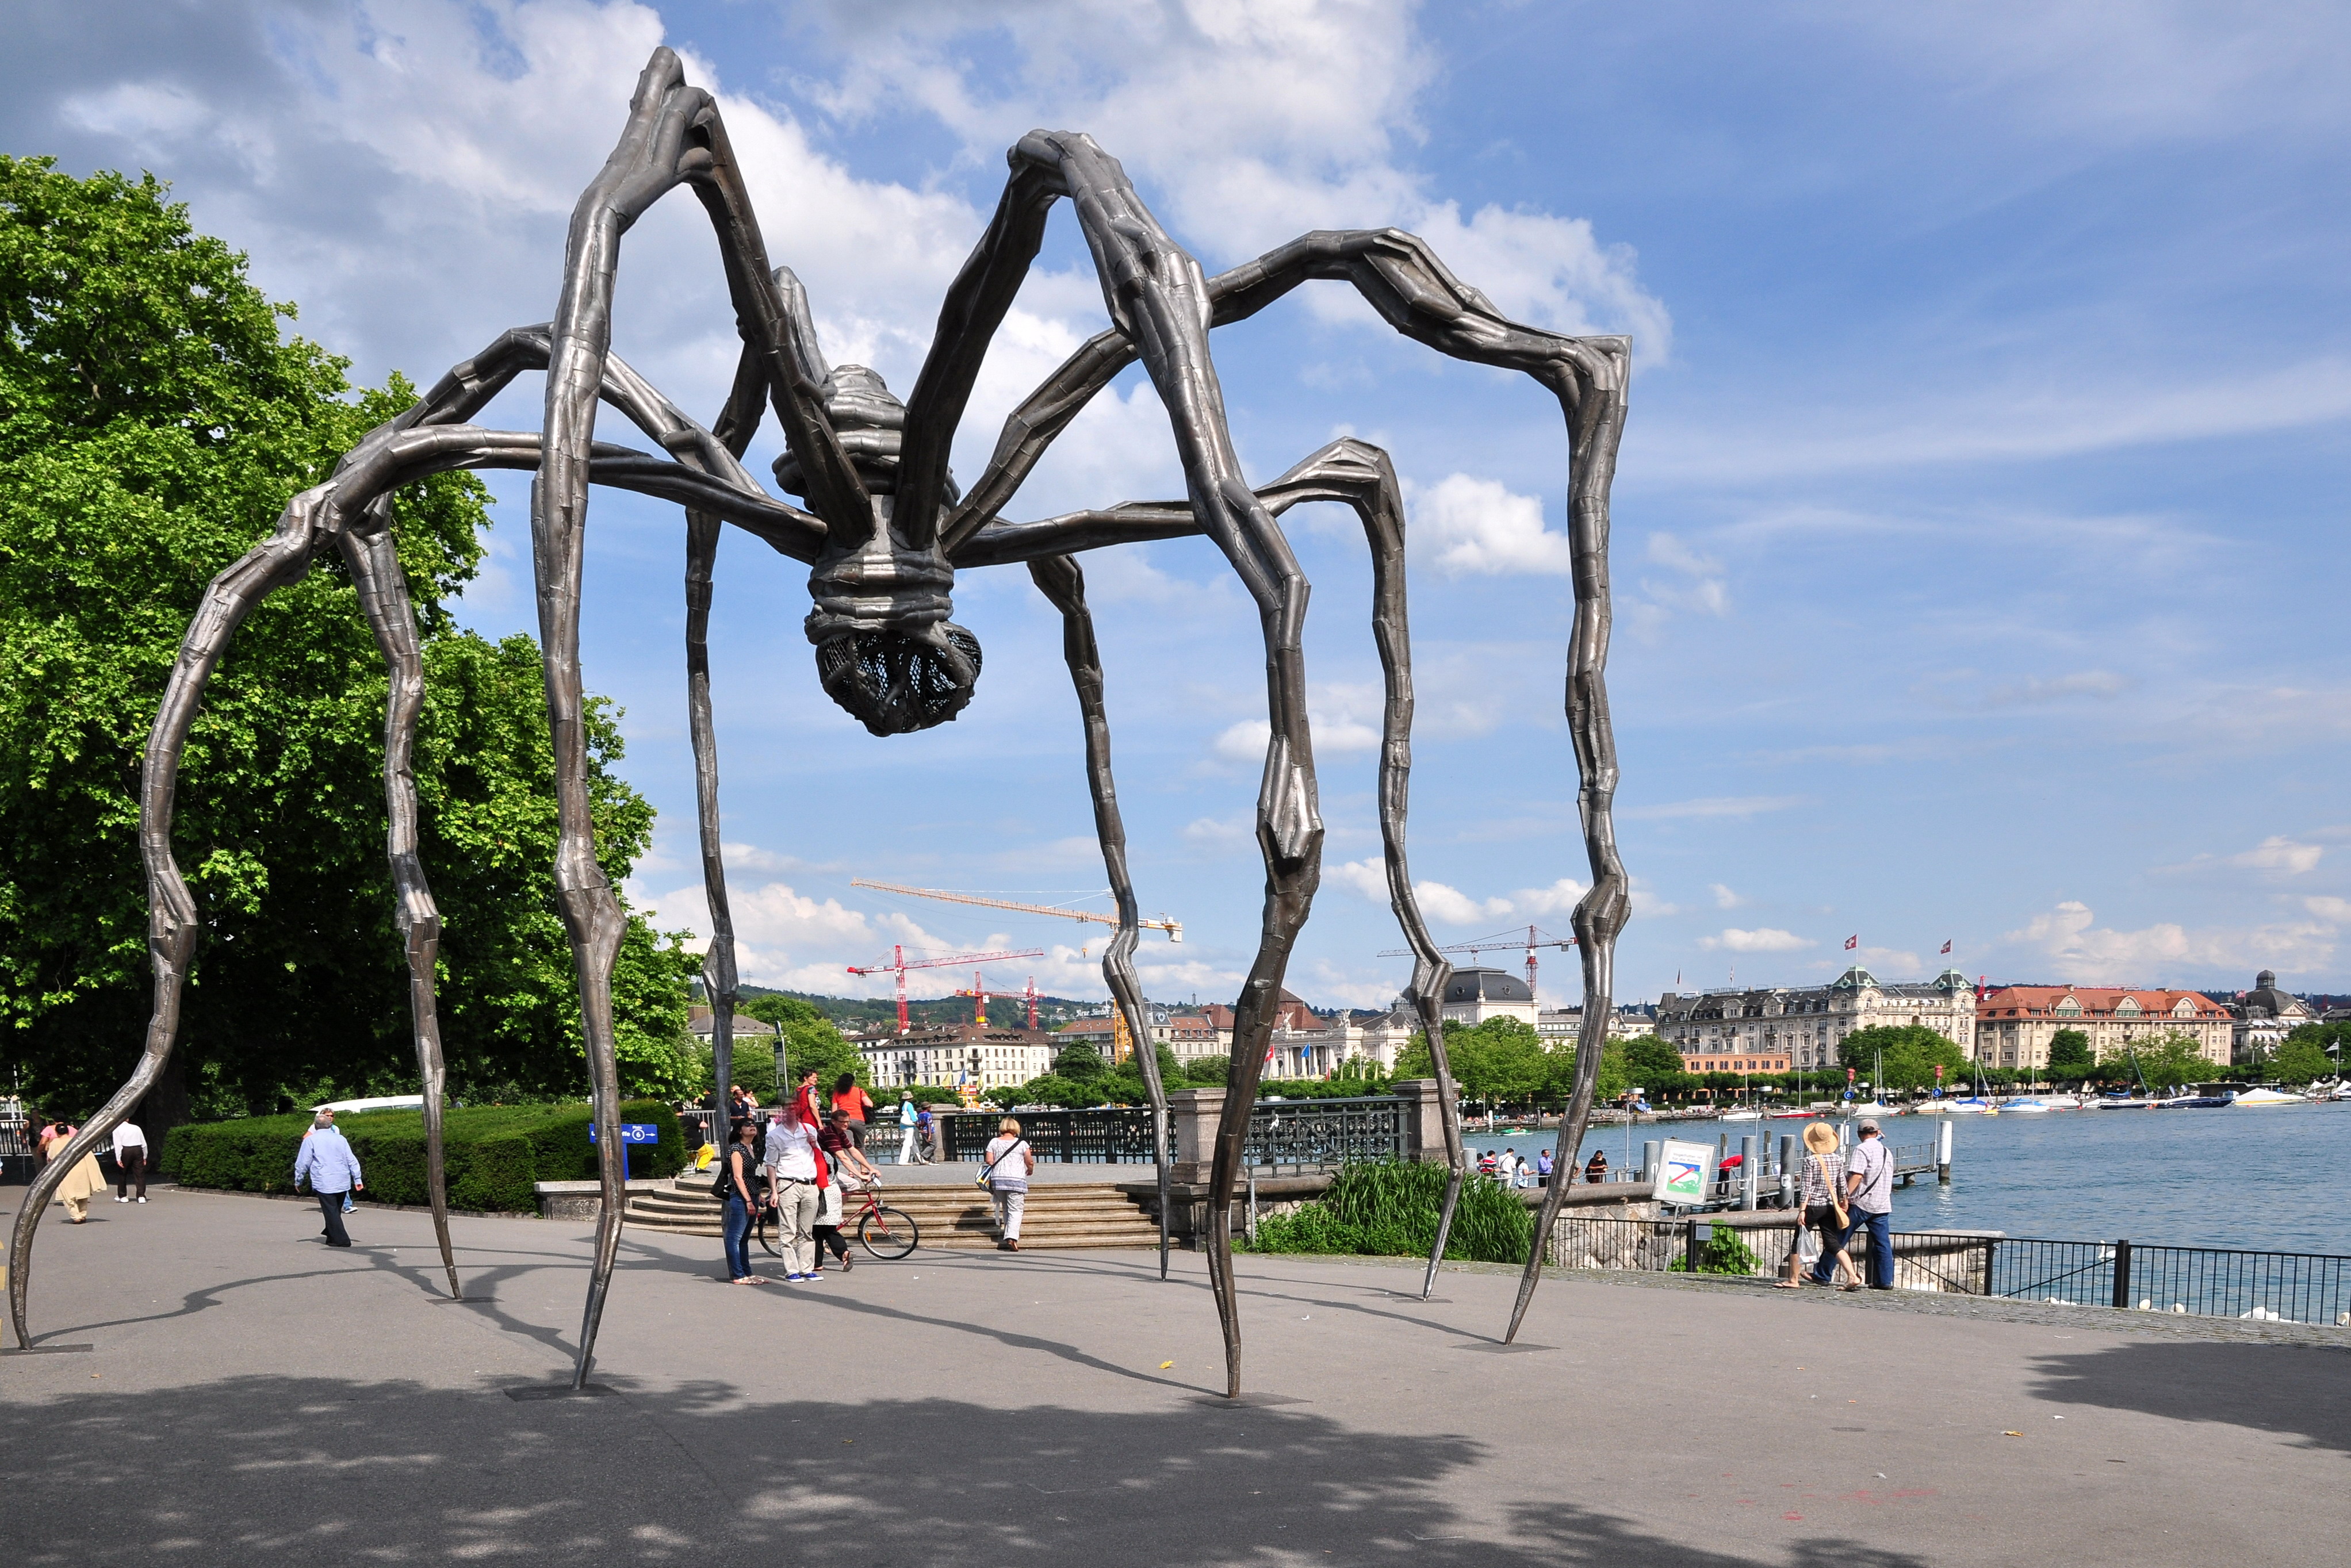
(1027, 554, 1173, 1278)
(1253, 440, 1465, 1295)
(339, 520, 462, 1300)
(1012, 132, 1323, 1397)
(6, 498, 328, 1348)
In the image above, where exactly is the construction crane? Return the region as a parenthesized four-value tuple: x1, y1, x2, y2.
(956, 973, 1042, 1030)
(1377, 923, 1577, 1000)
(847, 945, 1046, 1034)
(851, 879, 1182, 943)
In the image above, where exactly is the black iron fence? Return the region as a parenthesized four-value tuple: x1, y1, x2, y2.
(1542, 1214, 2351, 1328)
(942, 1107, 1171, 1164)
(1245, 1096, 1406, 1169)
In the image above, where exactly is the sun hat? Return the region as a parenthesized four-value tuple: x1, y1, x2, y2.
(1801, 1121, 1838, 1154)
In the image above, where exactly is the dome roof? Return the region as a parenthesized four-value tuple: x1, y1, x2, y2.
(1443, 968, 1534, 1004)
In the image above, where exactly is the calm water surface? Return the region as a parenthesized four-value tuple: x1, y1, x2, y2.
(1462, 1103, 2351, 1255)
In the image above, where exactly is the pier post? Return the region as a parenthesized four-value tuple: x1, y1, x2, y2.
(1641, 1140, 1660, 1183)
(1739, 1134, 1758, 1210)
(1936, 1117, 1954, 1184)
(1778, 1134, 1796, 1208)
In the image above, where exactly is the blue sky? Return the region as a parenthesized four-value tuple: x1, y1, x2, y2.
(9, 1, 2348, 1010)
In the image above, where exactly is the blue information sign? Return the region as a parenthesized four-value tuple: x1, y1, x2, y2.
(587, 1122, 660, 1181)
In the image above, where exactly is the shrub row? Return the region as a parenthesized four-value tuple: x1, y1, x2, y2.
(1245, 1158, 1534, 1265)
(160, 1101, 684, 1213)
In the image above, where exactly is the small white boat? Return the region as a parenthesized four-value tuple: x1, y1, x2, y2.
(2231, 1087, 2308, 1107)
(2004, 1098, 2053, 1113)
(1842, 1101, 1894, 1118)
(1948, 1097, 1995, 1115)
(1720, 1109, 1764, 1122)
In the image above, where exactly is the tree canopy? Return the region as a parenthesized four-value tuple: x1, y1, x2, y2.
(2046, 1028, 2093, 1080)
(0, 156, 695, 1122)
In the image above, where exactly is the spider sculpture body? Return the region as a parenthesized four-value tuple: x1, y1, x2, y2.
(7, 49, 1631, 1396)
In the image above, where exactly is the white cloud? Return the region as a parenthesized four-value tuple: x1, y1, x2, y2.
(2304, 896, 2351, 921)
(1709, 883, 1745, 910)
(1212, 719, 1273, 762)
(1327, 858, 1512, 926)
(1182, 815, 1253, 852)
(2000, 899, 2337, 975)
(1514, 878, 1589, 918)
(2230, 837, 2325, 876)
(1699, 927, 1813, 953)
(1405, 474, 1577, 577)
(1620, 795, 1810, 822)
(795, 0, 1666, 354)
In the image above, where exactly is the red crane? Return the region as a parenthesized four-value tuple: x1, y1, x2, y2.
(956, 973, 1042, 1030)
(1377, 924, 1576, 1000)
(847, 946, 1046, 1034)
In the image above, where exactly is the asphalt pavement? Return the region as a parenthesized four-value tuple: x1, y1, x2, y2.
(1, 1183, 2343, 1566)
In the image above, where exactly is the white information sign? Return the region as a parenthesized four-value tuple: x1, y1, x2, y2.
(1655, 1138, 1716, 1208)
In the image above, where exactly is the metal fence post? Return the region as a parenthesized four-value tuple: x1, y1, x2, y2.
(2112, 1239, 2133, 1310)
(1685, 1218, 1703, 1273)
(1246, 1174, 1258, 1245)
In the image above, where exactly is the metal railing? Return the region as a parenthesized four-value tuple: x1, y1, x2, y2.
(1245, 1096, 1405, 1169)
(941, 1107, 1171, 1164)
(1541, 1215, 2351, 1326)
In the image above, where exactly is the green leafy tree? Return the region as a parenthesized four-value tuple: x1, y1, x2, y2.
(2046, 1029, 2093, 1082)
(2109, 1030, 2213, 1091)
(2282, 1021, 2350, 1072)
(1184, 1052, 1235, 1087)
(0, 158, 695, 1122)
(1837, 1025, 1970, 1092)
(2268, 1038, 2331, 1086)
(1052, 1041, 1108, 1083)
(738, 995, 866, 1097)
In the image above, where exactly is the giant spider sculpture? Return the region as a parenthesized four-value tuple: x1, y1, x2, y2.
(8, 49, 1630, 1396)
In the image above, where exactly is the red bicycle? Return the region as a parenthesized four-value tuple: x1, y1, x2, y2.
(753, 1181, 918, 1260)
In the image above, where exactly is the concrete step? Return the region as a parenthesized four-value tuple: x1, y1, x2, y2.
(623, 1176, 1163, 1249)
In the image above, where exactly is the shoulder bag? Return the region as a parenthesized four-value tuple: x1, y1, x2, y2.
(977, 1139, 1027, 1190)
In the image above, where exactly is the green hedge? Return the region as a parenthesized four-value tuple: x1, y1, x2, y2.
(160, 1101, 684, 1214)
(1246, 1159, 1534, 1264)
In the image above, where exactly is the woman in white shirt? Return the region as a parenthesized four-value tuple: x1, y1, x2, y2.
(982, 1118, 1036, 1252)
(765, 1103, 826, 1281)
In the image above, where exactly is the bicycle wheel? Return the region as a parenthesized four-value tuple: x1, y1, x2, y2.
(857, 1205, 918, 1259)
(753, 1207, 779, 1257)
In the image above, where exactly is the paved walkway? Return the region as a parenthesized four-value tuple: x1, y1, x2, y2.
(2, 1184, 2344, 1566)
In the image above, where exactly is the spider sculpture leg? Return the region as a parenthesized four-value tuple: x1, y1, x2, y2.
(996, 135, 1325, 1397)
(682, 344, 771, 1152)
(537, 52, 875, 1382)
(6, 306, 810, 1347)
(1025, 554, 1174, 1278)
(954, 223, 1632, 1344)
(339, 517, 462, 1301)
(1250, 440, 1465, 1297)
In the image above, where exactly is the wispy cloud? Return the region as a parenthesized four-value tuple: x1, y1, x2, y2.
(1621, 795, 1810, 822)
(1699, 927, 1812, 953)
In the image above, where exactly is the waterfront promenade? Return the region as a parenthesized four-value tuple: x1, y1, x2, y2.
(3, 1186, 2344, 1565)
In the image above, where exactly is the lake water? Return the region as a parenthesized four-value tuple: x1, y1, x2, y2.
(1462, 1102, 2351, 1256)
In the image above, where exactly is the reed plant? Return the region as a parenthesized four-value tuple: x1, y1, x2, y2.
(1248, 1158, 1535, 1265)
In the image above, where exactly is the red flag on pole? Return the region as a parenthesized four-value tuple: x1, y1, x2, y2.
(1844, 934, 1859, 950)
(1940, 940, 1952, 954)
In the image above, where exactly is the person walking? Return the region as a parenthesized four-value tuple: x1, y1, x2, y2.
(895, 1092, 920, 1165)
(831, 1073, 876, 1152)
(291, 1110, 363, 1247)
(718, 1118, 764, 1285)
(1792, 1121, 1862, 1289)
(111, 1118, 150, 1203)
(982, 1117, 1035, 1252)
(1844, 1118, 1896, 1289)
(41, 1124, 104, 1224)
(765, 1101, 826, 1282)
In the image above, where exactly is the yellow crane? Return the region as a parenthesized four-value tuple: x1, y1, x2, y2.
(849, 880, 1183, 943)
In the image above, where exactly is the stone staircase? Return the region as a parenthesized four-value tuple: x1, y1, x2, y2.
(623, 1176, 1165, 1250)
